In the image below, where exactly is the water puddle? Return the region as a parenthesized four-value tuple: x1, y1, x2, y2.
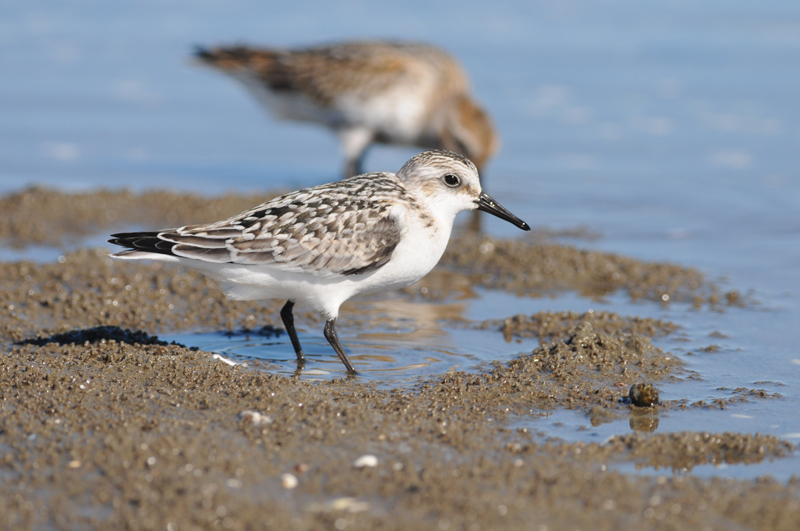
(161, 305, 540, 386)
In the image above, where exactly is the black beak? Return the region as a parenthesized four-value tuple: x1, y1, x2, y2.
(475, 192, 530, 231)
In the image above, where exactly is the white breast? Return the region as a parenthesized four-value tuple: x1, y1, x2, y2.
(348, 202, 450, 296)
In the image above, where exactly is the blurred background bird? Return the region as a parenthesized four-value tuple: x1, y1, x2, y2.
(195, 40, 499, 178)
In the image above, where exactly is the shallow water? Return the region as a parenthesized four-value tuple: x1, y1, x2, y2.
(163, 322, 539, 386)
(2, 0, 800, 479)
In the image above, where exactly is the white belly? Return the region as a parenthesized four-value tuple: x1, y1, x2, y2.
(337, 87, 431, 143)
(236, 74, 343, 125)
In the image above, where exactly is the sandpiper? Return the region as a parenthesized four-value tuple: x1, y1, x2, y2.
(195, 41, 499, 177)
(108, 150, 528, 374)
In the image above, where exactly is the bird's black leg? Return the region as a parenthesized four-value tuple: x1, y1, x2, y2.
(280, 300, 305, 363)
(323, 318, 357, 374)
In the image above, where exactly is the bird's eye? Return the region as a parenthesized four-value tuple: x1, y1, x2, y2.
(443, 174, 460, 187)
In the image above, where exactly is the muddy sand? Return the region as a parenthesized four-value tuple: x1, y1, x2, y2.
(1, 187, 797, 530)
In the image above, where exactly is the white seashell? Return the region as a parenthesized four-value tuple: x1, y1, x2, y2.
(240, 410, 273, 426)
(281, 473, 298, 489)
(352, 454, 378, 468)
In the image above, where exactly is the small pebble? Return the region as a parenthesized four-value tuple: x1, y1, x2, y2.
(353, 454, 378, 468)
(629, 383, 660, 407)
(67, 460, 81, 469)
(281, 473, 298, 490)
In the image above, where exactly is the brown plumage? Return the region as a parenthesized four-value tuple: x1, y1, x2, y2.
(195, 41, 499, 177)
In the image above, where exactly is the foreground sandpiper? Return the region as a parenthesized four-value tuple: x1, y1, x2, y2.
(195, 41, 499, 177)
(108, 150, 528, 373)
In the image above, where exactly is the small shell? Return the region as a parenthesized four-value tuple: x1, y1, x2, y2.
(281, 473, 298, 489)
(352, 454, 378, 468)
(629, 383, 660, 407)
(240, 410, 273, 426)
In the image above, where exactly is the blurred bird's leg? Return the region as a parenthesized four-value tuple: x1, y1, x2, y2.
(339, 127, 373, 177)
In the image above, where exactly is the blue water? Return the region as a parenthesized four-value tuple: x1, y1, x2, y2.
(2, 1, 800, 478)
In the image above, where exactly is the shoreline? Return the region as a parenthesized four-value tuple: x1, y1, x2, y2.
(1, 188, 797, 530)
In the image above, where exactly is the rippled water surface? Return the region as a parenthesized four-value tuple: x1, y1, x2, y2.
(2, 0, 799, 477)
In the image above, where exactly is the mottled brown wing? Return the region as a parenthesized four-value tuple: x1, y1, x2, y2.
(273, 44, 414, 104)
(160, 175, 407, 277)
(198, 42, 421, 105)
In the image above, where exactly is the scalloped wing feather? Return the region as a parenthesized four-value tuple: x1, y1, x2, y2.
(158, 174, 407, 277)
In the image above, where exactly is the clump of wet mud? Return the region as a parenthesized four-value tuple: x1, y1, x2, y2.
(527, 321, 679, 385)
(608, 431, 795, 472)
(481, 310, 677, 343)
(0, 186, 279, 247)
(431, 317, 683, 415)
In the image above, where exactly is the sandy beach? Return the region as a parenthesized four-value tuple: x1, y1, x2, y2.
(1, 188, 797, 530)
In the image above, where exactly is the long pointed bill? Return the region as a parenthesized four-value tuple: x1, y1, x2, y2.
(475, 192, 531, 231)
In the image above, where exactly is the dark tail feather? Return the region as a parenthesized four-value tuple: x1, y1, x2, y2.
(194, 45, 215, 63)
(108, 231, 176, 256)
(192, 44, 279, 73)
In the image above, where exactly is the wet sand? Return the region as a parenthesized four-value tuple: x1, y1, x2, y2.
(1, 189, 797, 530)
